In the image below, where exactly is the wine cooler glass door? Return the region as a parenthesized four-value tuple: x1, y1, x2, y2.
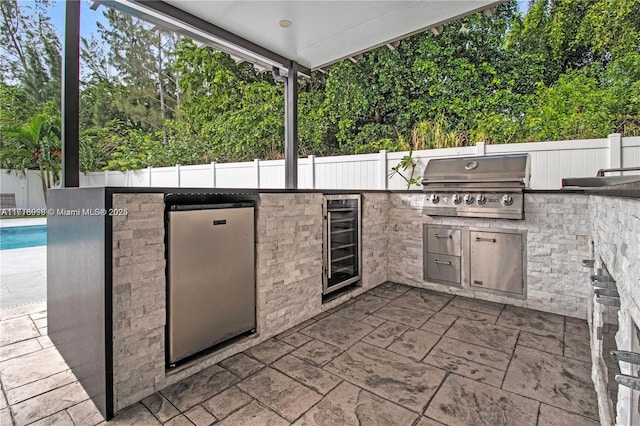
(324, 197, 360, 294)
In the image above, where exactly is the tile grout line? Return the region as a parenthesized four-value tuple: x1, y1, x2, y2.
(535, 401, 543, 426)
(269, 352, 341, 394)
(0, 376, 16, 426)
(3, 368, 76, 406)
(420, 370, 450, 419)
(500, 330, 519, 390)
(252, 399, 289, 424)
(562, 315, 567, 358)
(65, 399, 102, 426)
(144, 391, 183, 425)
(319, 373, 429, 420)
(195, 384, 252, 424)
(284, 376, 346, 425)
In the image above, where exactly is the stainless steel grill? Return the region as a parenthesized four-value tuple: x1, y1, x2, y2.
(421, 153, 530, 219)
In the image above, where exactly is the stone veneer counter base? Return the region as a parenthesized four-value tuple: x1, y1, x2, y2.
(46, 187, 638, 420)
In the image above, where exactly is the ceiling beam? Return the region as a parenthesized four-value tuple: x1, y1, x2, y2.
(484, 7, 497, 17)
(431, 25, 444, 36)
(386, 41, 401, 50)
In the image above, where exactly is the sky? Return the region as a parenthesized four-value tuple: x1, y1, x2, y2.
(47, 0, 107, 39)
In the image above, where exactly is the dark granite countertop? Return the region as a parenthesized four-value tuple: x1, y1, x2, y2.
(49, 186, 639, 200)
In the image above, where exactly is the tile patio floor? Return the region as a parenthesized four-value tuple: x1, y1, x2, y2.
(0, 282, 599, 425)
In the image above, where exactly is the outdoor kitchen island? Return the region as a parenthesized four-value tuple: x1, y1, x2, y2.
(46, 186, 638, 421)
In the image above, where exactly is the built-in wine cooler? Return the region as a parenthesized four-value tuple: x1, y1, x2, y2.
(323, 194, 361, 296)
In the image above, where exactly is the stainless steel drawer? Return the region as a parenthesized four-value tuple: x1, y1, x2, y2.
(426, 253, 461, 284)
(427, 227, 461, 256)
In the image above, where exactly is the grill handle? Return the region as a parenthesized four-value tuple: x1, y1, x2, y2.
(433, 259, 452, 266)
(422, 177, 526, 184)
(475, 237, 496, 243)
(433, 234, 452, 239)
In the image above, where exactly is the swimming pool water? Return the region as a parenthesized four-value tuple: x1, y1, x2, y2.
(0, 225, 47, 250)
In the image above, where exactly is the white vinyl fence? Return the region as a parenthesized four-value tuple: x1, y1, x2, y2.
(3, 134, 639, 210)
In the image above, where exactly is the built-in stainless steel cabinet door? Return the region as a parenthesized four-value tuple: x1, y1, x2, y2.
(470, 230, 524, 295)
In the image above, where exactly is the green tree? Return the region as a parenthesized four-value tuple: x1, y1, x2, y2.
(0, 82, 37, 129)
(96, 9, 179, 139)
(602, 53, 640, 136)
(296, 72, 336, 156)
(171, 39, 286, 162)
(577, 0, 640, 65)
(3, 0, 638, 174)
(323, 2, 526, 153)
(0, 113, 61, 204)
(0, 0, 61, 105)
(324, 48, 409, 153)
(521, 70, 612, 141)
(506, 0, 596, 85)
(105, 128, 165, 171)
(483, 0, 640, 142)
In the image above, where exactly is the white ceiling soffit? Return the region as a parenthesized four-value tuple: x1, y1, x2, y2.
(106, 1, 505, 72)
(163, 0, 504, 70)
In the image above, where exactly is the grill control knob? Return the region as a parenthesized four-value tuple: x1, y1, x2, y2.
(463, 194, 474, 205)
(476, 194, 487, 205)
(429, 194, 440, 204)
(452, 194, 462, 204)
(502, 194, 514, 206)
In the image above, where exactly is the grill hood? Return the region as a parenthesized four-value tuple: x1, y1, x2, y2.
(420, 153, 531, 220)
(421, 153, 531, 189)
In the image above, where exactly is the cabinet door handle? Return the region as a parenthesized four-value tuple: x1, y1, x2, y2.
(433, 259, 452, 265)
(434, 234, 452, 239)
(475, 237, 496, 243)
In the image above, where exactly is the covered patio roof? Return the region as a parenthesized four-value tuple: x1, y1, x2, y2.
(62, 0, 506, 188)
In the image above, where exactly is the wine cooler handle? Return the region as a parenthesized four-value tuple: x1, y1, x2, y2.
(327, 211, 332, 279)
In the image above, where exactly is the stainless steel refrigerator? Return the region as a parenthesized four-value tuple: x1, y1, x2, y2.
(166, 202, 255, 366)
